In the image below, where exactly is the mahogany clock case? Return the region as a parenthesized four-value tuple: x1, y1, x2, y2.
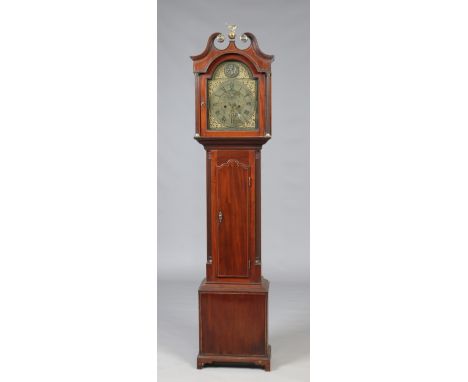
(192, 31, 274, 371)
(192, 34, 273, 139)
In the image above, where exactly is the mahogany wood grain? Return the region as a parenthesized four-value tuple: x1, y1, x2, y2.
(200, 293, 266, 355)
(197, 54, 266, 138)
(216, 151, 250, 277)
(191, 34, 273, 139)
(207, 150, 259, 283)
(197, 278, 270, 371)
(192, 33, 273, 371)
(191, 32, 274, 74)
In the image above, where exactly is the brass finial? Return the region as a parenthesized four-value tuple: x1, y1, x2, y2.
(227, 24, 237, 40)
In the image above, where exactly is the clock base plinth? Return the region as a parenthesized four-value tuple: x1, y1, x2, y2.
(198, 278, 270, 371)
(197, 345, 271, 371)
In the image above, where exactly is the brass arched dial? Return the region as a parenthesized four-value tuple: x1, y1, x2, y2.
(207, 61, 257, 130)
(209, 79, 256, 129)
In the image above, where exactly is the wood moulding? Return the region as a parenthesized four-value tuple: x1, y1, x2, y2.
(191, 32, 274, 74)
(195, 136, 271, 149)
(199, 277, 269, 293)
(193, 30, 274, 373)
(197, 345, 271, 371)
(197, 278, 271, 371)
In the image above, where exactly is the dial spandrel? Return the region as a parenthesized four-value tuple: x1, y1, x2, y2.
(208, 61, 258, 130)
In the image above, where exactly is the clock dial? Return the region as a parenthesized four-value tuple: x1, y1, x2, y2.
(208, 61, 257, 130)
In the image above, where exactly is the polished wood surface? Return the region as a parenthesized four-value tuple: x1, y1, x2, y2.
(200, 292, 266, 354)
(191, 32, 273, 74)
(197, 346, 271, 372)
(198, 53, 266, 138)
(216, 151, 251, 277)
(197, 278, 270, 371)
(192, 32, 273, 371)
(209, 150, 257, 282)
(191, 33, 274, 138)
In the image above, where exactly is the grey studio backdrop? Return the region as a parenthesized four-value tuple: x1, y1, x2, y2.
(158, 0, 309, 379)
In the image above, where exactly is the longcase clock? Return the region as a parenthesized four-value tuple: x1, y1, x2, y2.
(191, 26, 274, 371)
